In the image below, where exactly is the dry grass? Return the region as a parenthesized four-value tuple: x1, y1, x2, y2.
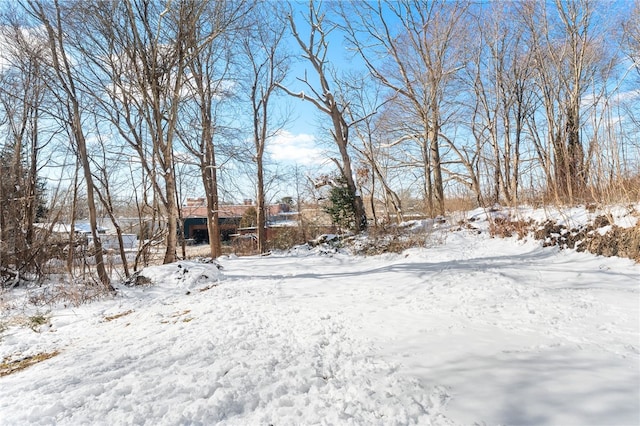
(439, 172, 640, 215)
(0, 313, 52, 334)
(198, 283, 218, 292)
(27, 282, 111, 308)
(160, 309, 193, 324)
(0, 350, 60, 377)
(184, 245, 215, 258)
(103, 310, 134, 322)
(444, 196, 478, 213)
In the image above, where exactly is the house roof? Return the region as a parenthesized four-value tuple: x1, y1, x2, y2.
(34, 222, 108, 234)
(182, 203, 289, 219)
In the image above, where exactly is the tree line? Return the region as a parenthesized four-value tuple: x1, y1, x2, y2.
(0, 0, 638, 289)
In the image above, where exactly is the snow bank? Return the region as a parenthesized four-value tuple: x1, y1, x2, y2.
(464, 202, 640, 229)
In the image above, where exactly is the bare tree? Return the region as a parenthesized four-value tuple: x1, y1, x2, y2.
(622, 0, 640, 79)
(177, 0, 252, 259)
(340, 73, 404, 224)
(464, 2, 536, 205)
(89, 123, 133, 278)
(126, 0, 187, 264)
(72, 0, 213, 264)
(278, 1, 367, 232)
(520, 0, 609, 202)
(340, 0, 469, 217)
(241, 3, 289, 253)
(618, 0, 640, 190)
(22, 0, 112, 289)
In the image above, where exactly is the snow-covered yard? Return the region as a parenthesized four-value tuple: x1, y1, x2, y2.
(1, 211, 639, 425)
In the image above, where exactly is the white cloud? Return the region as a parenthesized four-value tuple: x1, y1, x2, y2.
(611, 88, 640, 104)
(267, 130, 326, 166)
(581, 88, 640, 108)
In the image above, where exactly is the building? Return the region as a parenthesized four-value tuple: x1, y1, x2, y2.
(181, 198, 292, 244)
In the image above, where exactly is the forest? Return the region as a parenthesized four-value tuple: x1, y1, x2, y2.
(0, 0, 638, 290)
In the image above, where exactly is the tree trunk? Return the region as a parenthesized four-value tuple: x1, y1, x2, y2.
(256, 160, 267, 254)
(163, 167, 178, 264)
(72, 112, 111, 289)
(32, 0, 112, 290)
(422, 140, 434, 217)
(203, 139, 222, 258)
(567, 102, 584, 198)
(430, 127, 445, 216)
(333, 117, 366, 231)
(283, 8, 366, 232)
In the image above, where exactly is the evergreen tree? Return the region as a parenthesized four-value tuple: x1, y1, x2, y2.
(0, 140, 48, 284)
(324, 176, 358, 231)
(240, 206, 258, 229)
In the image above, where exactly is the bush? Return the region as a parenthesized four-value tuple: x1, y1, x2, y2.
(269, 227, 305, 251)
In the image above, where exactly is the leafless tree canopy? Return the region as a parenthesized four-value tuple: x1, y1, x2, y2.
(0, 0, 637, 284)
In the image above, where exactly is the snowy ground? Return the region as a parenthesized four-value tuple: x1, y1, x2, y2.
(1, 208, 639, 425)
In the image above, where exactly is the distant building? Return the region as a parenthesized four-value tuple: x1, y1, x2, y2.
(181, 197, 292, 244)
(35, 222, 108, 237)
(35, 222, 137, 251)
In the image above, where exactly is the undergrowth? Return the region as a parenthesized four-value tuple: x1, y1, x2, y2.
(27, 281, 112, 308)
(303, 220, 449, 256)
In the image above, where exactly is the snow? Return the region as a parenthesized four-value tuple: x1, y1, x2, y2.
(1, 212, 639, 425)
(466, 202, 640, 229)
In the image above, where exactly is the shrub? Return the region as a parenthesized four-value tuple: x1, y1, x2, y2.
(268, 227, 305, 251)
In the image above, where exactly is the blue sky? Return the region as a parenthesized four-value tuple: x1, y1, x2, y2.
(265, 0, 368, 169)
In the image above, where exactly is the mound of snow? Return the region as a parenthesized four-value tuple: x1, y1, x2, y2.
(131, 260, 224, 291)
